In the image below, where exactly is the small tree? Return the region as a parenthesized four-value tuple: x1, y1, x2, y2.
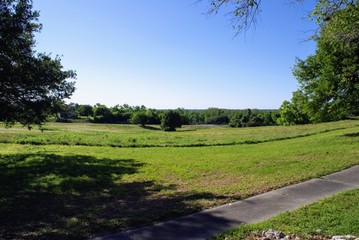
(131, 111, 148, 126)
(160, 110, 182, 131)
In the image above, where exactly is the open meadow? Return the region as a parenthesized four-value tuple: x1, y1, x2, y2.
(1, 120, 359, 239)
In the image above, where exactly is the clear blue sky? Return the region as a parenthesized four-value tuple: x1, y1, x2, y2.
(33, 0, 318, 109)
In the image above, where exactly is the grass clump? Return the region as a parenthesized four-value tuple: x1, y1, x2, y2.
(212, 189, 359, 240)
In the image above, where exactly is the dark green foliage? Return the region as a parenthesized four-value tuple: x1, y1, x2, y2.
(111, 105, 133, 123)
(229, 109, 278, 127)
(277, 96, 310, 126)
(92, 104, 115, 123)
(206, 114, 230, 124)
(77, 104, 93, 117)
(57, 102, 79, 120)
(160, 110, 183, 131)
(110, 105, 131, 123)
(54, 102, 281, 128)
(229, 116, 241, 128)
(0, 0, 76, 127)
(287, 4, 359, 123)
(50, 102, 279, 128)
(187, 111, 206, 124)
(145, 108, 161, 124)
(90, 104, 161, 124)
(262, 111, 278, 126)
(131, 111, 148, 126)
(204, 108, 225, 120)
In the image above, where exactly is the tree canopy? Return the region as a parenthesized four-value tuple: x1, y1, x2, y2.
(0, 0, 76, 127)
(280, 3, 359, 123)
(160, 110, 183, 131)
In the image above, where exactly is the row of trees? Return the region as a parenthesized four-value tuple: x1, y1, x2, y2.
(57, 103, 279, 128)
(58, 103, 183, 131)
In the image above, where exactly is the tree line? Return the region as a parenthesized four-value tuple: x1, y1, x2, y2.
(55, 103, 280, 130)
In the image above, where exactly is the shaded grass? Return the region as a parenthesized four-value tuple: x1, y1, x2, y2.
(211, 189, 359, 240)
(0, 154, 218, 239)
(0, 120, 359, 238)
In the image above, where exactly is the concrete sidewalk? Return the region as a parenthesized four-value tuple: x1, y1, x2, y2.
(93, 165, 359, 240)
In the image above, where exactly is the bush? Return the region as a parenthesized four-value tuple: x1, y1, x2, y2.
(131, 112, 148, 126)
(160, 110, 182, 131)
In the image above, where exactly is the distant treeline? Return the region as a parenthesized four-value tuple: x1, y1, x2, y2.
(57, 103, 280, 128)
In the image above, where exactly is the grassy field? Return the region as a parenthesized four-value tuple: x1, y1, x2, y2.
(1, 120, 359, 239)
(212, 188, 359, 239)
(0, 120, 354, 147)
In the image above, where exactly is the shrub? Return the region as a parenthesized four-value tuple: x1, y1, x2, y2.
(131, 112, 148, 126)
(160, 110, 182, 131)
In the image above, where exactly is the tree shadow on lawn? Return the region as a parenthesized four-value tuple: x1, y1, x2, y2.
(343, 132, 359, 137)
(140, 125, 161, 131)
(0, 153, 224, 239)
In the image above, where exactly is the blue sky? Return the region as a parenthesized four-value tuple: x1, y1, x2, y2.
(33, 0, 318, 109)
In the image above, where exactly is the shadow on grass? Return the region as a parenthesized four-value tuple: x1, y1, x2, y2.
(343, 132, 359, 137)
(0, 154, 222, 239)
(140, 125, 161, 131)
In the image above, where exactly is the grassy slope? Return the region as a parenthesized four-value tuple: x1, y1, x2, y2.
(0, 120, 359, 239)
(212, 189, 359, 239)
(0, 120, 356, 147)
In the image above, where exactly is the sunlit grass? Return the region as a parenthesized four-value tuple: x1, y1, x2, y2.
(0, 120, 358, 147)
(212, 189, 359, 240)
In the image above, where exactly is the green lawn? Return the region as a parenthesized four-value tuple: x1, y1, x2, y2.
(0, 120, 356, 147)
(0, 120, 359, 239)
(212, 188, 359, 240)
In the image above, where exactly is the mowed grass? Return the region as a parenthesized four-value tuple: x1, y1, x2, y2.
(0, 120, 359, 239)
(212, 189, 359, 240)
(0, 120, 357, 147)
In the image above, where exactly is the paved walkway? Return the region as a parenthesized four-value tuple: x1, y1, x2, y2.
(93, 165, 359, 240)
